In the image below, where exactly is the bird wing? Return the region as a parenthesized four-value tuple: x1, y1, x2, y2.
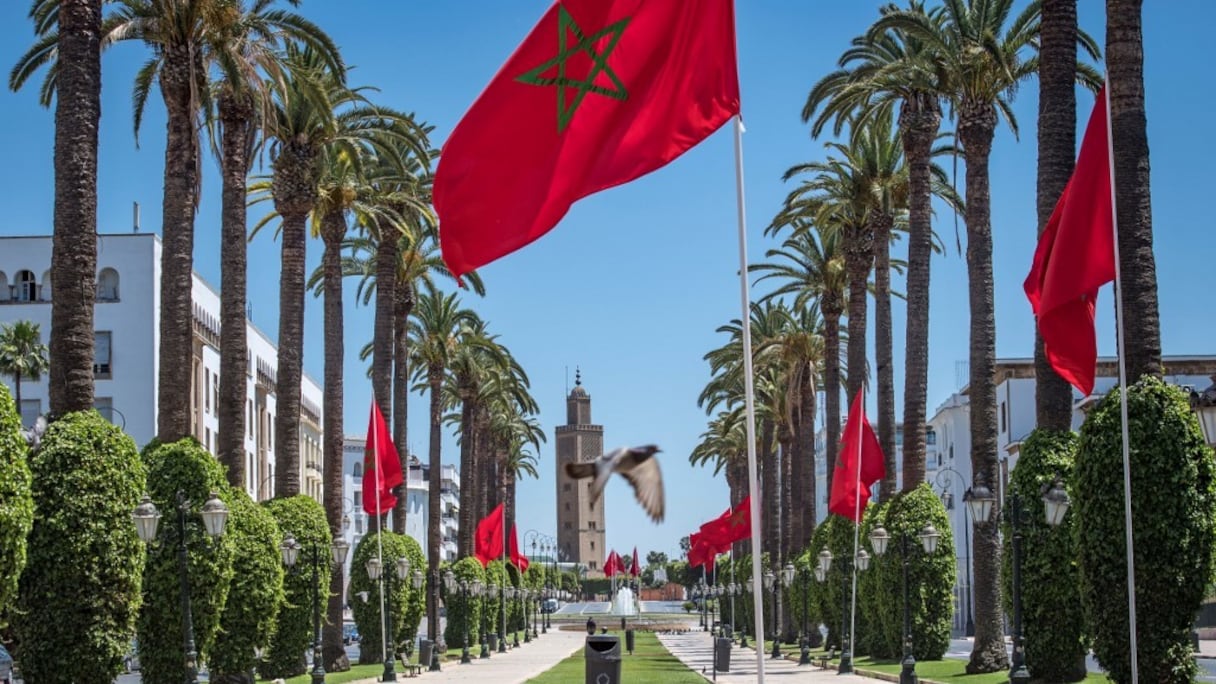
(564, 462, 596, 480)
(619, 452, 664, 523)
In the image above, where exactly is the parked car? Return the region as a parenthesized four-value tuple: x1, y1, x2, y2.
(0, 644, 13, 684)
(342, 622, 360, 645)
(541, 598, 560, 613)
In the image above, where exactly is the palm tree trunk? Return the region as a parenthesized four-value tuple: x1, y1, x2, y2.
(218, 94, 251, 489)
(786, 423, 802, 555)
(1035, 0, 1079, 430)
(457, 390, 476, 558)
(959, 105, 1009, 674)
(391, 281, 413, 532)
(899, 97, 941, 493)
(823, 308, 843, 495)
(13, 373, 22, 410)
(873, 212, 896, 499)
(778, 427, 794, 570)
(156, 49, 200, 442)
(320, 210, 349, 671)
(426, 370, 444, 646)
(372, 232, 397, 427)
(797, 372, 817, 544)
(1107, 0, 1161, 382)
(844, 225, 873, 406)
(760, 418, 777, 567)
(48, 0, 101, 417)
(729, 458, 750, 557)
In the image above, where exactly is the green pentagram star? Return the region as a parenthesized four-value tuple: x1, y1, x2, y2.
(516, 5, 631, 133)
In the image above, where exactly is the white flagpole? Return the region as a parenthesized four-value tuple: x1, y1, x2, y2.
(849, 392, 865, 663)
(373, 403, 388, 664)
(732, 114, 767, 681)
(1104, 79, 1139, 682)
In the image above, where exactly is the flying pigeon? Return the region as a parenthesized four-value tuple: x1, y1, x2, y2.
(21, 415, 47, 451)
(564, 445, 664, 523)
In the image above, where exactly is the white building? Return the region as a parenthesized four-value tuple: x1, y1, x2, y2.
(927, 355, 1216, 636)
(0, 233, 324, 503)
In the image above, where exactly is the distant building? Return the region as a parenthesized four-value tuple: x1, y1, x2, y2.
(0, 233, 323, 503)
(555, 371, 607, 577)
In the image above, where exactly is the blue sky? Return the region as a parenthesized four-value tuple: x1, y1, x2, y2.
(0, 2, 1211, 562)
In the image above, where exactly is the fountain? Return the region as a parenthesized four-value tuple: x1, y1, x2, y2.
(611, 586, 639, 615)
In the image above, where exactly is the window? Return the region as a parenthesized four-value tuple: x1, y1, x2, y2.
(97, 268, 120, 301)
(39, 270, 51, 301)
(94, 331, 112, 377)
(564, 502, 570, 511)
(354, 491, 362, 508)
(248, 400, 253, 437)
(356, 516, 364, 534)
(205, 428, 212, 453)
(353, 462, 363, 478)
(212, 372, 218, 414)
(564, 521, 572, 530)
(1000, 401, 1007, 433)
(94, 397, 113, 423)
(590, 561, 597, 569)
(205, 372, 211, 412)
(926, 429, 937, 446)
(563, 483, 571, 492)
(19, 399, 40, 427)
(589, 520, 596, 530)
(590, 541, 595, 550)
(16, 270, 36, 302)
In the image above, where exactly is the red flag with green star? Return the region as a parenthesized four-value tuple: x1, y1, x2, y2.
(435, 0, 740, 279)
(363, 400, 403, 516)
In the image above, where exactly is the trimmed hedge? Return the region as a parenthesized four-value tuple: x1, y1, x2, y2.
(858, 500, 895, 658)
(1076, 377, 1216, 684)
(808, 515, 856, 651)
(137, 439, 236, 684)
(483, 560, 508, 638)
(443, 557, 486, 647)
(261, 496, 331, 679)
(349, 531, 423, 664)
(1002, 429, 1087, 682)
(15, 411, 145, 684)
(0, 384, 32, 619)
(209, 492, 285, 684)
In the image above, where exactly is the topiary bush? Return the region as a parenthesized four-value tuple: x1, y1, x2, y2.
(15, 411, 145, 684)
(349, 530, 423, 664)
(858, 499, 896, 658)
(483, 560, 509, 639)
(1075, 377, 1216, 684)
(1002, 429, 1087, 682)
(0, 384, 32, 621)
(261, 496, 331, 679)
(787, 548, 822, 647)
(209, 492, 284, 684)
(443, 557, 486, 648)
(137, 439, 236, 684)
(505, 563, 525, 633)
(864, 485, 955, 661)
(808, 515, 858, 651)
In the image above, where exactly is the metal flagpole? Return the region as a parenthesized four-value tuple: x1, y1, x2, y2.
(373, 403, 388, 666)
(1104, 79, 1139, 683)
(732, 115, 767, 681)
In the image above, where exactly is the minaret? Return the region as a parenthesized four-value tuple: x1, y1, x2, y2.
(555, 369, 607, 576)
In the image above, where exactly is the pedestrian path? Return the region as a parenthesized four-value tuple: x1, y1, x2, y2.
(345, 628, 586, 683)
(659, 631, 870, 683)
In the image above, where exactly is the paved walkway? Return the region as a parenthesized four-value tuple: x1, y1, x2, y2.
(659, 631, 870, 684)
(345, 628, 586, 683)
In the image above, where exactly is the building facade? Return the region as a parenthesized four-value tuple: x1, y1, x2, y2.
(0, 233, 323, 503)
(555, 374, 607, 576)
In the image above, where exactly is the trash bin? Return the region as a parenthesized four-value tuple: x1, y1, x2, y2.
(625, 629, 635, 655)
(714, 636, 732, 672)
(418, 639, 433, 669)
(488, 633, 498, 651)
(584, 634, 621, 684)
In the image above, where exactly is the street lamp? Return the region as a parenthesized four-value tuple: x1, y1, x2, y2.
(132, 491, 228, 684)
(474, 580, 491, 660)
(365, 552, 411, 681)
(798, 563, 813, 666)
(937, 466, 976, 637)
(521, 587, 532, 643)
(818, 548, 869, 673)
(869, 524, 941, 684)
(741, 577, 753, 649)
(762, 569, 781, 659)
(282, 530, 349, 684)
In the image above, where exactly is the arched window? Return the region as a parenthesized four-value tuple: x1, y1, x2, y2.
(15, 270, 36, 302)
(97, 268, 120, 301)
(0, 272, 8, 301)
(39, 270, 51, 301)
(353, 462, 363, 478)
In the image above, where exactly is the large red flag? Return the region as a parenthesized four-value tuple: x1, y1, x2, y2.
(474, 504, 505, 567)
(701, 496, 752, 547)
(435, 0, 741, 278)
(829, 390, 886, 522)
(1024, 86, 1116, 395)
(508, 524, 530, 572)
(363, 401, 403, 516)
(631, 547, 641, 578)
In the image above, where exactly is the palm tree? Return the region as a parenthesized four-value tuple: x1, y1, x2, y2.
(0, 321, 50, 412)
(9, 0, 102, 416)
(1106, 0, 1160, 381)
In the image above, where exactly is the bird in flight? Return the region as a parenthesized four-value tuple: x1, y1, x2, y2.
(564, 445, 664, 523)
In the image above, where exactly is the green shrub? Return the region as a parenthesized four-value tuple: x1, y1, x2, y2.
(858, 500, 896, 658)
(0, 384, 32, 620)
(443, 557, 486, 648)
(136, 439, 236, 684)
(209, 492, 284, 684)
(1075, 377, 1216, 684)
(349, 531, 423, 664)
(505, 563, 525, 632)
(261, 496, 331, 679)
(15, 411, 145, 684)
(808, 516, 856, 650)
(1001, 429, 1087, 682)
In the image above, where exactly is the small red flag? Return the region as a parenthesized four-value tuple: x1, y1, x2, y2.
(362, 401, 403, 516)
(508, 524, 530, 572)
(435, 0, 741, 278)
(631, 547, 640, 578)
(474, 504, 505, 567)
(604, 550, 621, 576)
(1024, 85, 1116, 395)
(828, 390, 886, 522)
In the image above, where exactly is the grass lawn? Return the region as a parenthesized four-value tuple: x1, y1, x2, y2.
(256, 662, 386, 683)
(850, 655, 1111, 684)
(526, 630, 705, 684)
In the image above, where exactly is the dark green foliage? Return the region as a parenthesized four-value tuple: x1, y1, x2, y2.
(858, 500, 896, 658)
(349, 531, 423, 664)
(505, 563, 524, 632)
(1075, 377, 1216, 684)
(15, 411, 145, 684)
(484, 560, 508, 638)
(137, 439, 236, 684)
(808, 516, 856, 651)
(0, 385, 32, 619)
(863, 485, 955, 660)
(209, 493, 284, 684)
(787, 549, 820, 643)
(443, 558, 485, 647)
(260, 496, 331, 679)
(1002, 429, 1087, 682)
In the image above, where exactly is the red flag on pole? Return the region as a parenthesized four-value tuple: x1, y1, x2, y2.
(1024, 85, 1116, 395)
(435, 0, 741, 279)
(362, 401, 403, 516)
(475, 504, 505, 567)
(828, 390, 886, 522)
(631, 547, 640, 578)
(508, 524, 530, 572)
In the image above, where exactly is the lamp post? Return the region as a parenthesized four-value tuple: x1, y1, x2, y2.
(937, 466, 976, 637)
(132, 491, 228, 684)
(741, 578, 752, 649)
(522, 587, 532, 643)
(281, 531, 350, 684)
(762, 570, 779, 659)
(365, 553, 412, 682)
(869, 524, 941, 684)
(817, 548, 869, 674)
(798, 564, 812, 666)
(477, 581, 491, 659)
